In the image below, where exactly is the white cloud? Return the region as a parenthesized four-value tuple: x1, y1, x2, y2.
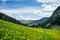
(34, 9, 53, 17)
(0, 0, 59, 20)
(36, 0, 60, 4)
(41, 4, 59, 11)
(36, 0, 60, 12)
(0, 7, 40, 20)
(0, 6, 56, 20)
(36, 0, 57, 3)
(20, 17, 40, 20)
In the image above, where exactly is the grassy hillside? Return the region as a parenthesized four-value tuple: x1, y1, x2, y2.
(50, 25, 60, 29)
(0, 19, 60, 40)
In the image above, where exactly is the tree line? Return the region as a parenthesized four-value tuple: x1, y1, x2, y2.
(0, 12, 23, 25)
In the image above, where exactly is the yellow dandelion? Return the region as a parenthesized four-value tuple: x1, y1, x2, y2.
(8, 32, 10, 34)
(7, 36, 10, 38)
(5, 34, 8, 36)
(0, 39, 3, 40)
(3, 37, 6, 39)
(23, 36, 25, 39)
(13, 39, 15, 40)
(18, 36, 21, 38)
(27, 39, 29, 40)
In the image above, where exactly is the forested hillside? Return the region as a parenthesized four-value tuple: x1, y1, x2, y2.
(0, 12, 23, 25)
(40, 6, 60, 28)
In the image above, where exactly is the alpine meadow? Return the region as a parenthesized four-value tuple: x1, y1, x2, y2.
(0, 0, 60, 40)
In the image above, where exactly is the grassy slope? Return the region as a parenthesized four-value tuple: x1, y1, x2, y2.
(0, 19, 60, 40)
(50, 25, 60, 29)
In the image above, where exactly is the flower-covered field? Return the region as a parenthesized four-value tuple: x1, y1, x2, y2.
(0, 19, 60, 40)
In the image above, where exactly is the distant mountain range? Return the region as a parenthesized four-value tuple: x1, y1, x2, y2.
(20, 5, 60, 27)
(20, 17, 49, 25)
(29, 17, 49, 25)
(20, 20, 32, 25)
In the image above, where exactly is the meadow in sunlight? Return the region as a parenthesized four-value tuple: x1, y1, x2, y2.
(0, 19, 60, 40)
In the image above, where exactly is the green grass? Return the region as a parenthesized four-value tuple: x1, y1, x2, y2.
(0, 19, 60, 40)
(50, 25, 60, 29)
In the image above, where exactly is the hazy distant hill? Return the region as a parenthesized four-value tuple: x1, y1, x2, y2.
(29, 17, 49, 25)
(20, 20, 33, 24)
(20, 17, 49, 26)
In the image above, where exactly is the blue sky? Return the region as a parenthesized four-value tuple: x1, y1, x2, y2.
(0, 0, 60, 20)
